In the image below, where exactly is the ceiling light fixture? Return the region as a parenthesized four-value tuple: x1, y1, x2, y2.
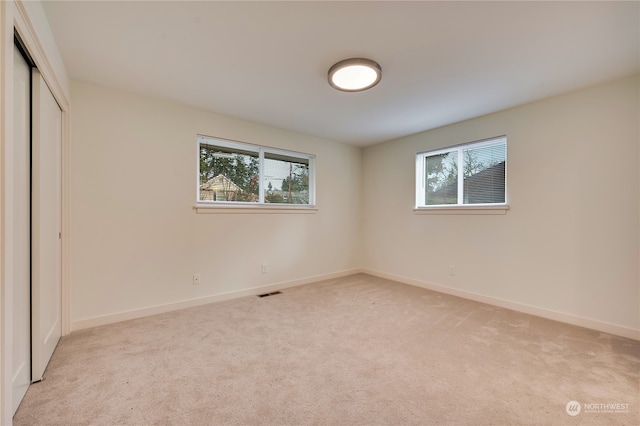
(328, 58, 382, 92)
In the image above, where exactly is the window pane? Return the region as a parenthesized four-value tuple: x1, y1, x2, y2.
(264, 152, 310, 204)
(462, 142, 506, 204)
(425, 151, 458, 205)
(199, 144, 259, 202)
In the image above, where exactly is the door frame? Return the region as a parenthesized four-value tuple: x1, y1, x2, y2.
(0, 1, 70, 424)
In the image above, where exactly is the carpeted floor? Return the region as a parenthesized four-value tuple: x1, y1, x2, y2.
(13, 273, 640, 425)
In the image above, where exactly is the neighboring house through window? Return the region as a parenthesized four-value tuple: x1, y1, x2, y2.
(200, 174, 246, 202)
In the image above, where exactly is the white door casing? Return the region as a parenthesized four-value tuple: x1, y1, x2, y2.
(31, 69, 62, 382)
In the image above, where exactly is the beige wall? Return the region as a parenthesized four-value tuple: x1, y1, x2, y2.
(70, 76, 639, 334)
(362, 75, 639, 332)
(69, 81, 362, 326)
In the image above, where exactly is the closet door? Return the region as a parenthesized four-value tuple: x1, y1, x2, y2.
(31, 69, 62, 382)
(11, 44, 32, 416)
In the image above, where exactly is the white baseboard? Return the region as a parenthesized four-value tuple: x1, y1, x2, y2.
(362, 268, 640, 341)
(72, 267, 639, 341)
(71, 268, 362, 332)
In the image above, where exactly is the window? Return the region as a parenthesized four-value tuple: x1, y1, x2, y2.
(198, 136, 315, 207)
(416, 136, 506, 208)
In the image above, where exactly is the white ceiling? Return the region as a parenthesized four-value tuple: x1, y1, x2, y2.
(42, 1, 639, 147)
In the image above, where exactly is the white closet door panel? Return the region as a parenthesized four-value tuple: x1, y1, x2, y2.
(11, 47, 32, 415)
(31, 69, 62, 382)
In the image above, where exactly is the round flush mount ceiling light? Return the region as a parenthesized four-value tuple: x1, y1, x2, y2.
(328, 58, 382, 92)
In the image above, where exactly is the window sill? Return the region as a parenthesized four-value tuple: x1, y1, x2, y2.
(414, 205, 509, 215)
(195, 203, 318, 214)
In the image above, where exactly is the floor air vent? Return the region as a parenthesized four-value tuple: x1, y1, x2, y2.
(257, 291, 282, 298)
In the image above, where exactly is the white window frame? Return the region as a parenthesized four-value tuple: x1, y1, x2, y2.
(415, 136, 508, 215)
(196, 135, 316, 213)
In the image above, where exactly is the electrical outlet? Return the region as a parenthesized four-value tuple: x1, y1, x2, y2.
(449, 265, 456, 276)
(261, 263, 268, 274)
(193, 274, 201, 285)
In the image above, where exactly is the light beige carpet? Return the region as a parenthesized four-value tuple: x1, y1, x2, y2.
(13, 274, 640, 425)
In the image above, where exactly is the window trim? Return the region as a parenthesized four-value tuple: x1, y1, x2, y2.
(195, 204, 319, 214)
(413, 205, 509, 215)
(415, 136, 508, 212)
(196, 135, 316, 211)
